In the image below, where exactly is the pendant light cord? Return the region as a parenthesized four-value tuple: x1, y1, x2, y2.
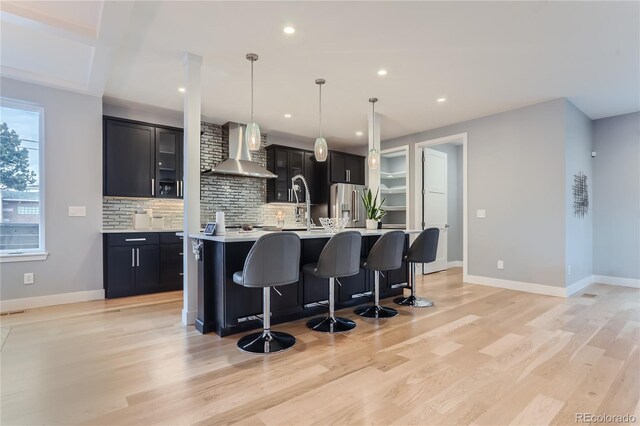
(318, 84, 322, 137)
(250, 60, 254, 123)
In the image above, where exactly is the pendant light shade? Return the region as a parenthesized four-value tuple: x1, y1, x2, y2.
(368, 98, 380, 170)
(314, 79, 328, 162)
(245, 53, 261, 151)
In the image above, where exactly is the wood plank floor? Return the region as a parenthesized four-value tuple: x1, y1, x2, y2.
(1, 269, 638, 425)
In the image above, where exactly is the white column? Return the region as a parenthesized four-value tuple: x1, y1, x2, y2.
(182, 52, 202, 326)
(367, 110, 381, 194)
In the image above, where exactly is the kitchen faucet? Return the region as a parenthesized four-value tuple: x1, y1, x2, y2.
(291, 174, 312, 231)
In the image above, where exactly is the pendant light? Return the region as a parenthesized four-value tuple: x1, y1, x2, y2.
(314, 79, 328, 162)
(367, 97, 380, 170)
(245, 53, 261, 151)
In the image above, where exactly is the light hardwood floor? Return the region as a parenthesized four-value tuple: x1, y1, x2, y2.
(1, 269, 638, 425)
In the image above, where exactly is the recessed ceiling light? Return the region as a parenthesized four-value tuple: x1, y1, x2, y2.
(377, 69, 387, 76)
(283, 26, 295, 34)
(178, 87, 185, 93)
(284, 113, 292, 118)
(356, 131, 363, 136)
(437, 97, 447, 103)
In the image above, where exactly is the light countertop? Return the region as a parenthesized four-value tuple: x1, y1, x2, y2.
(100, 228, 183, 234)
(188, 228, 420, 243)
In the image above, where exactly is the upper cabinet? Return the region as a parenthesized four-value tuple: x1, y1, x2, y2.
(266, 145, 315, 203)
(103, 117, 183, 198)
(329, 151, 365, 185)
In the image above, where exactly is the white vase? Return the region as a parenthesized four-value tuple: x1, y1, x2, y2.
(366, 219, 378, 230)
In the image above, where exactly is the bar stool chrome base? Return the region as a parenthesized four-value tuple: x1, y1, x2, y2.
(394, 294, 434, 307)
(237, 330, 296, 354)
(354, 304, 398, 318)
(307, 316, 356, 333)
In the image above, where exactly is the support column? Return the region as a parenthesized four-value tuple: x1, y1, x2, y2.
(182, 52, 202, 326)
(367, 110, 381, 194)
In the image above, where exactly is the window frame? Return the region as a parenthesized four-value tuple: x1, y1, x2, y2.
(0, 97, 47, 261)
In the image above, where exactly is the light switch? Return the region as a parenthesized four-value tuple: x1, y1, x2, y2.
(497, 260, 504, 270)
(68, 206, 86, 217)
(477, 209, 486, 218)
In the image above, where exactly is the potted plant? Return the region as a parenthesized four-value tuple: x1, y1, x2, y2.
(361, 188, 386, 230)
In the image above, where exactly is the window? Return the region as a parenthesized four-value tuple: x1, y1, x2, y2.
(0, 98, 45, 256)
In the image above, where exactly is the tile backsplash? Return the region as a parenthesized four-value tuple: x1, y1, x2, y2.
(102, 197, 183, 229)
(102, 120, 307, 230)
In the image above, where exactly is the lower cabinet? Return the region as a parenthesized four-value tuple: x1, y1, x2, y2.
(104, 232, 183, 298)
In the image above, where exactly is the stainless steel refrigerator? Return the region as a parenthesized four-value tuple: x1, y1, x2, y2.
(330, 183, 367, 228)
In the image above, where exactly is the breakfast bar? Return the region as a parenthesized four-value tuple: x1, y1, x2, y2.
(191, 229, 419, 336)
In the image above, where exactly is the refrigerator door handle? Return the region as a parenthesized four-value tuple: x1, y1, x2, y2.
(352, 190, 358, 222)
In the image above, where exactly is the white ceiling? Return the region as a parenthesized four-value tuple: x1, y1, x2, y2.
(2, 1, 639, 145)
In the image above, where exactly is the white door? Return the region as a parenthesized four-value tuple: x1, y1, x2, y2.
(422, 147, 448, 273)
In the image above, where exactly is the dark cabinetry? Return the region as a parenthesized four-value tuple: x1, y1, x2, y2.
(266, 145, 318, 203)
(103, 117, 183, 199)
(329, 151, 365, 185)
(104, 232, 183, 298)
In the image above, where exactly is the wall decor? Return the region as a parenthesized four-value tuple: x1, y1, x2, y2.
(572, 170, 589, 218)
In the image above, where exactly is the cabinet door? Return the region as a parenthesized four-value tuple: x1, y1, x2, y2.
(155, 128, 183, 199)
(330, 152, 347, 183)
(304, 152, 317, 204)
(160, 243, 183, 290)
(104, 119, 155, 197)
(273, 149, 289, 202)
(105, 246, 136, 298)
(346, 155, 365, 185)
(289, 150, 305, 202)
(135, 245, 160, 290)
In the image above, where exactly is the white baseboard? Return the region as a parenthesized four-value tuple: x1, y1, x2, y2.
(447, 261, 463, 268)
(464, 273, 640, 298)
(0, 289, 105, 313)
(464, 274, 566, 297)
(565, 275, 595, 297)
(182, 309, 197, 325)
(592, 275, 640, 289)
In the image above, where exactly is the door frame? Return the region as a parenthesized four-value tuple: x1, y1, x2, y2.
(412, 133, 468, 277)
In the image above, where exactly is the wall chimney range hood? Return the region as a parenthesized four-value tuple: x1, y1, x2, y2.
(201, 122, 277, 178)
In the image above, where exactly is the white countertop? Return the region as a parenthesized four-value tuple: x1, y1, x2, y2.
(188, 228, 420, 243)
(100, 228, 183, 234)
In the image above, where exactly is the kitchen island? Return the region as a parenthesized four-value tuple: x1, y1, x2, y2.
(190, 229, 420, 336)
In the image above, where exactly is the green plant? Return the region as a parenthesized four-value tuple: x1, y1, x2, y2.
(361, 188, 386, 221)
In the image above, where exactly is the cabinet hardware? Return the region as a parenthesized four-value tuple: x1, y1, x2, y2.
(176, 181, 179, 196)
(125, 238, 146, 242)
(131, 248, 135, 267)
(179, 272, 184, 276)
(179, 252, 183, 256)
(136, 248, 140, 267)
(151, 178, 155, 196)
(180, 180, 183, 197)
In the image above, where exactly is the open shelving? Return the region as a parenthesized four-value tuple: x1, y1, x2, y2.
(380, 146, 409, 229)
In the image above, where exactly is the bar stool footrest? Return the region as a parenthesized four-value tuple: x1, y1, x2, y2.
(307, 316, 356, 333)
(237, 330, 296, 354)
(354, 305, 399, 318)
(393, 295, 434, 308)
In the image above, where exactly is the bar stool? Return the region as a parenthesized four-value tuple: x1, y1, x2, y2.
(233, 232, 301, 354)
(394, 228, 439, 308)
(303, 231, 362, 333)
(354, 231, 406, 318)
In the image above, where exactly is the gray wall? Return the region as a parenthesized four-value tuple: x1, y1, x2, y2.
(1, 78, 103, 300)
(592, 112, 640, 279)
(564, 101, 593, 285)
(383, 99, 567, 287)
(428, 143, 463, 262)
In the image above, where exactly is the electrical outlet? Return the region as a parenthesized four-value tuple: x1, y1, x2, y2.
(477, 209, 486, 218)
(68, 206, 86, 217)
(24, 273, 34, 285)
(497, 260, 504, 270)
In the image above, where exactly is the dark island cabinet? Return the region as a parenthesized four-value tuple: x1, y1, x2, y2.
(104, 232, 183, 298)
(103, 117, 183, 199)
(329, 151, 365, 185)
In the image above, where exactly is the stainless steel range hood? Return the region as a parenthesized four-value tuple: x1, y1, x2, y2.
(202, 122, 277, 178)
